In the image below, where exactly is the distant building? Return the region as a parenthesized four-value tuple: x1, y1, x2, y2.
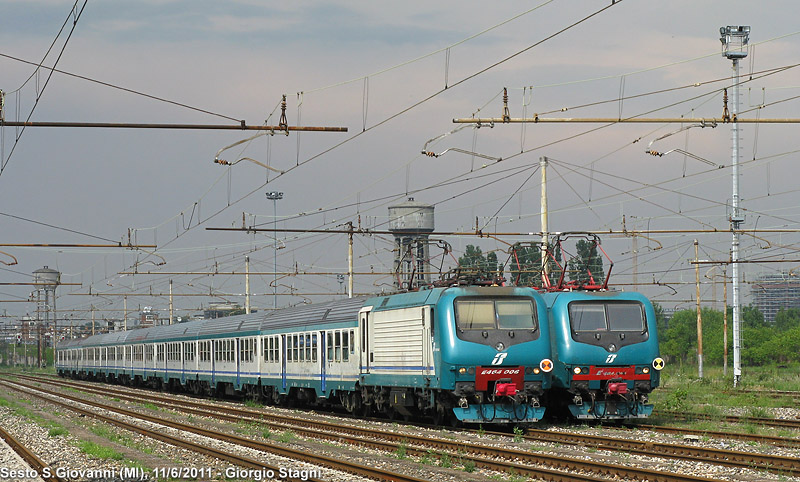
(140, 307, 158, 328)
(203, 302, 246, 319)
(750, 272, 800, 323)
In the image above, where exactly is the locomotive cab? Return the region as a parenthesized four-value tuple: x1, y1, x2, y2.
(546, 291, 663, 420)
(437, 286, 553, 424)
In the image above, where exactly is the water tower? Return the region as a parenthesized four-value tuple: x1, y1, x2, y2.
(388, 198, 434, 290)
(33, 266, 60, 365)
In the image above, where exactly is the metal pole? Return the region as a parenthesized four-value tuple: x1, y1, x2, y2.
(169, 280, 174, 324)
(124, 296, 128, 331)
(273, 199, 278, 309)
(348, 223, 354, 299)
(266, 192, 284, 309)
(723, 268, 728, 377)
(731, 56, 742, 387)
(694, 239, 703, 378)
(245, 256, 251, 314)
(540, 156, 549, 282)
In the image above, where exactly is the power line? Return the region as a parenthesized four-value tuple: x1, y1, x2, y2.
(0, 52, 243, 123)
(0, 211, 123, 244)
(1, 1, 88, 178)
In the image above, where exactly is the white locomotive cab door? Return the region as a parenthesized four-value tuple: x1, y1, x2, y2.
(422, 306, 433, 376)
(359, 307, 372, 375)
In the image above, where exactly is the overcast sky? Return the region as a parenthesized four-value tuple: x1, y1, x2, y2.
(2, 0, 799, 323)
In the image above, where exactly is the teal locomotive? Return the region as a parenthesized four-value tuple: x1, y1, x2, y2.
(544, 290, 663, 419)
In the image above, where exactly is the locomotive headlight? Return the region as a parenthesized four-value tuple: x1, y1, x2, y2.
(573, 366, 582, 375)
(458, 367, 467, 375)
(642, 367, 650, 374)
(533, 367, 541, 375)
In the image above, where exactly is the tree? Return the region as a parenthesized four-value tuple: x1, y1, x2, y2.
(774, 308, 800, 332)
(509, 244, 542, 287)
(567, 239, 604, 286)
(659, 310, 696, 364)
(458, 245, 504, 280)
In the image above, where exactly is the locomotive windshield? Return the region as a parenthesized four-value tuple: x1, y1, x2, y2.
(569, 301, 645, 332)
(455, 298, 537, 331)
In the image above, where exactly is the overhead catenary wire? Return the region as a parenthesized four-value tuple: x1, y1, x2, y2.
(0, 1, 87, 179)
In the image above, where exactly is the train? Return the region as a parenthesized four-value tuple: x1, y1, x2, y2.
(56, 234, 664, 424)
(543, 290, 663, 419)
(57, 285, 554, 425)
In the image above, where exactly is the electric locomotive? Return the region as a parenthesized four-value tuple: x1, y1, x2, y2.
(544, 290, 663, 419)
(361, 285, 553, 424)
(533, 233, 664, 420)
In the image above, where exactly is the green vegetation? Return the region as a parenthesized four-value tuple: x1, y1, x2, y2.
(78, 441, 124, 460)
(88, 423, 155, 455)
(462, 459, 476, 473)
(394, 440, 408, 459)
(276, 430, 296, 443)
(48, 427, 69, 437)
(656, 305, 800, 370)
(512, 426, 524, 443)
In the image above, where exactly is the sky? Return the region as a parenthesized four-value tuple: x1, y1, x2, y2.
(1, 0, 799, 326)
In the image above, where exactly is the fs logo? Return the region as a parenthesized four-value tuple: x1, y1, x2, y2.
(605, 354, 618, 363)
(491, 353, 508, 365)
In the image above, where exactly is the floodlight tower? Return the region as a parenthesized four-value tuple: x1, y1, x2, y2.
(720, 25, 749, 387)
(266, 191, 284, 309)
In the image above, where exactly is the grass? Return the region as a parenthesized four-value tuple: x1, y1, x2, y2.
(0, 395, 67, 434)
(652, 363, 800, 412)
(648, 363, 800, 437)
(48, 427, 69, 437)
(78, 441, 124, 460)
(88, 423, 155, 455)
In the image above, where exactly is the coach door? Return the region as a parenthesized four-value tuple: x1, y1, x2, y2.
(281, 334, 287, 390)
(180, 342, 186, 384)
(359, 307, 372, 374)
(320, 331, 327, 393)
(211, 340, 216, 386)
(235, 338, 241, 388)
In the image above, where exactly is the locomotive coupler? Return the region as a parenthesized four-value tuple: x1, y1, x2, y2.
(459, 397, 469, 409)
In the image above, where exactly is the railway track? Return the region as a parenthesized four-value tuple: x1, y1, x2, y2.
(0, 424, 65, 482)
(614, 423, 800, 449)
(11, 374, 800, 482)
(656, 409, 800, 430)
(0, 378, 429, 482)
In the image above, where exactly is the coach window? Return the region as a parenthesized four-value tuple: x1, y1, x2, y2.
(327, 332, 334, 361)
(334, 331, 342, 362)
(342, 331, 350, 362)
(298, 335, 305, 362)
(311, 334, 318, 362)
(304, 334, 311, 362)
